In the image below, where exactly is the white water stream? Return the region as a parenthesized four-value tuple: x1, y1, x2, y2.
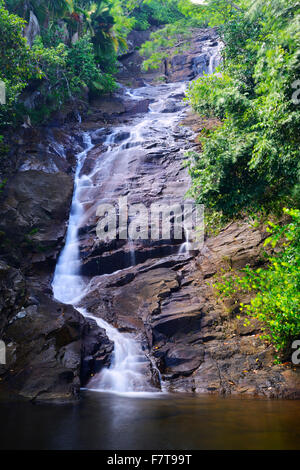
(52, 130, 156, 395)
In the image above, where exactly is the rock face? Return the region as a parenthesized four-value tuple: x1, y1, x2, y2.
(165, 28, 222, 82)
(0, 170, 73, 263)
(24, 11, 40, 48)
(0, 123, 114, 402)
(0, 261, 25, 334)
(116, 28, 160, 87)
(0, 289, 113, 401)
(0, 254, 113, 401)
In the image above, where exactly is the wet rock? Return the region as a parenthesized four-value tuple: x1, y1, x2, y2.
(90, 128, 107, 145)
(91, 96, 126, 116)
(112, 131, 131, 143)
(192, 54, 209, 76)
(0, 170, 73, 262)
(160, 99, 183, 113)
(0, 261, 26, 333)
(165, 28, 221, 82)
(0, 293, 81, 401)
(124, 99, 152, 115)
(197, 222, 267, 278)
(81, 317, 114, 386)
(159, 345, 204, 377)
(1, 291, 113, 402)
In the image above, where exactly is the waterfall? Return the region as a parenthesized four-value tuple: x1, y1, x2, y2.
(52, 79, 199, 396)
(84, 312, 154, 395)
(52, 132, 157, 395)
(52, 133, 93, 304)
(129, 239, 136, 266)
(208, 43, 222, 75)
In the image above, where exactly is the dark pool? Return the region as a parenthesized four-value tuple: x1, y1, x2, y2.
(0, 391, 299, 450)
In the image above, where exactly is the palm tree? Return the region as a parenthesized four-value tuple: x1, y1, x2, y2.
(82, 1, 128, 60)
(5, 0, 129, 66)
(5, 0, 71, 25)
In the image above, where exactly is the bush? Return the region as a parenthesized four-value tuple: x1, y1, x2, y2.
(140, 18, 205, 71)
(186, 0, 300, 217)
(134, 0, 184, 29)
(28, 33, 116, 122)
(67, 34, 116, 94)
(215, 208, 300, 358)
(0, 0, 36, 127)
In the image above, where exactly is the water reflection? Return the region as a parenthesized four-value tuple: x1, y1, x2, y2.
(0, 392, 299, 450)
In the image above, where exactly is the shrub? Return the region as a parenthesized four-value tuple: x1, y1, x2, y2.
(0, 0, 36, 127)
(186, 0, 300, 217)
(215, 208, 300, 358)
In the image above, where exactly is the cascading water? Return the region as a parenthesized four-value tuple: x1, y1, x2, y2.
(208, 46, 221, 75)
(128, 239, 136, 266)
(178, 228, 191, 255)
(52, 52, 220, 395)
(52, 133, 93, 304)
(85, 312, 152, 395)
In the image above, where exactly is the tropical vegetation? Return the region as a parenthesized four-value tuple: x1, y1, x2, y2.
(186, 0, 300, 217)
(214, 209, 300, 358)
(0, 0, 189, 128)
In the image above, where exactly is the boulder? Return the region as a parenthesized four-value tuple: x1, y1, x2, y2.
(81, 317, 114, 385)
(165, 28, 221, 82)
(24, 11, 40, 48)
(1, 291, 113, 402)
(160, 99, 183, 113)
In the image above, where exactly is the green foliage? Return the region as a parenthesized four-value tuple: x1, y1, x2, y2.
(1, 0, 204, 124)
(80, 1, 124, 69)
(134, 0, 184, 30)
(5, 0, 73, 22)
(215, 208, 300, 356)
(67, 33, 116, 92)
(139, 0, 211, 71)
(0, 1, 124, 126)
(0, 0, 36, 126)
(0, 175, 7, 193)
(28, 33, 116, 122)
(186, 0, 300, 216)
(140, 19, 196, 71)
